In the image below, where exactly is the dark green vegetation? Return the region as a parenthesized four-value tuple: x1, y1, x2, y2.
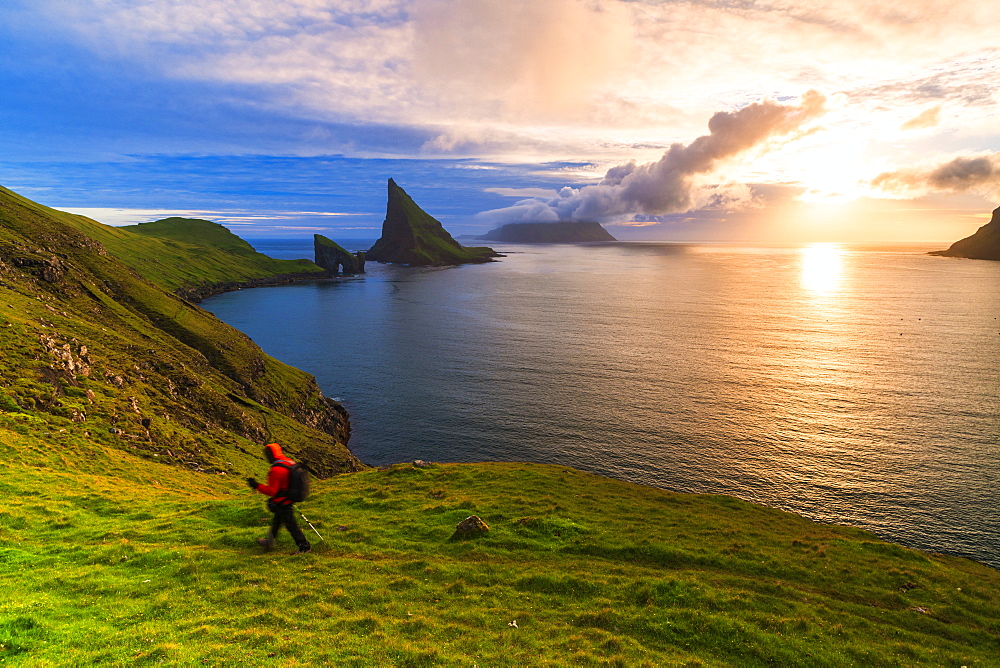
(2, 185, 998, 665)
(314, 234, 365, 275)
(367, 179, 499, 266)
(932, 205, 1000, 261)
(479, 221, 617, 243)
(0, 185, 359, 476)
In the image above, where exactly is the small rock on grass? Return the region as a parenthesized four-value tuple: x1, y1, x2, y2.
(452, 515, 490, 540)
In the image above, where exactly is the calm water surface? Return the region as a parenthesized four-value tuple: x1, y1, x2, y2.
(206, 241, 1000, 567)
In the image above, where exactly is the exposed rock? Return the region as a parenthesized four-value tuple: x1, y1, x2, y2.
(452, 515, 490, 539)
(367, 179, 500, 266)
(478, 221, 616, 243)
(175, 272, 328, 303)
(931, 206, 1000, 260)
(314, 234, 365, 275)
(413, 459, 430, 468)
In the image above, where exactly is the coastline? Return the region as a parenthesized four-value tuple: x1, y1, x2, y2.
(176, 270, 337, 303)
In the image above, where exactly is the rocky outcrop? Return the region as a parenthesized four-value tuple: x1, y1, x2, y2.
(931, 206, 1000, 261)
(478, 221, 616, 243)
(452, 515, 490, 540)
(314, 234, 365, 275)
(367, 179, 500, 266)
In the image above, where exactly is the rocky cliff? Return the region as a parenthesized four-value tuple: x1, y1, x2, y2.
(0, 185, 362, 476)
(931, 206, 1000, 260)
(478, 221, 616, 243)
(314, 234, 365, 274)
(367, 179, 499, 266)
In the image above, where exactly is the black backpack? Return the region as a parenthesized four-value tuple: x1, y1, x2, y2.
(272, 461, 310, 503)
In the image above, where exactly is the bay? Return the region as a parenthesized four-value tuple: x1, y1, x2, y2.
(205, 240, 1000, 567)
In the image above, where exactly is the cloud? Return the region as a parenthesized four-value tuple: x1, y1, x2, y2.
(412, 0, 634, 120)
(475, 91, 826, 225)
(900, 106, 941, 130)
(13, 0, 1000, 179)
(871, 153, 1000, 199)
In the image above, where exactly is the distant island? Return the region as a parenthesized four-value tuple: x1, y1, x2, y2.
(931, 205, 1000, 261)
(477, 221, 616, 243)
(367, 179, 500, 266)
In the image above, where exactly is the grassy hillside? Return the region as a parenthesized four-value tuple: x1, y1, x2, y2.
(0, 185, 359, 476)
(1, 427, 997, 666)
(6, 196, 327, 300)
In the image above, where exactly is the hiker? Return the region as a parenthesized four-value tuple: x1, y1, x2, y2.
(246, 443, 311, 554)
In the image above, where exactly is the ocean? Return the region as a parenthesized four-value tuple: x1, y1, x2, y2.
(203, 240, 1000, 567)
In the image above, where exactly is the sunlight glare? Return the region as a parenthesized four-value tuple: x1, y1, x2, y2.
(800, 243, 844, 294)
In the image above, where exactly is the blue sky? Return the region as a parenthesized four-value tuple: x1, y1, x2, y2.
(3, 1, 999, 242)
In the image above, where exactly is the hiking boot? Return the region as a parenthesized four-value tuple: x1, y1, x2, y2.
(256, 536, 275, 552)
(294, 544, 312, 554)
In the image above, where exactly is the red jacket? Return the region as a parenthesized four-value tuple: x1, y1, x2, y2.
(256, 443, 295, 504)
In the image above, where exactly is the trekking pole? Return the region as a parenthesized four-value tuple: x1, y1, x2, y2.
(294, 505, 325, 541)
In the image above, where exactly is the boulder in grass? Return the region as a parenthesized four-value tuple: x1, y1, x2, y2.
(452, 515, 490, 540)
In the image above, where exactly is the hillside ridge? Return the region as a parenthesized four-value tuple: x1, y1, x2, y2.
(0, 185, 360, 477)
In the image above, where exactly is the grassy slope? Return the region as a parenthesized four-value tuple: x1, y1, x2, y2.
(0, 186, 359, 476)
(1, 428, 997, 666)
(52, 208, 324, 298)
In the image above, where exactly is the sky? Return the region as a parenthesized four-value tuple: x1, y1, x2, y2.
(2, 0, 999, 242)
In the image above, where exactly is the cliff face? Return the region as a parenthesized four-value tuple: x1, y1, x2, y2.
(0, 185, 362, 476)
(932, 206, 1000, 261)
(367, 179, 499, 266)
(314, 234, 365, 275)
(479, 221, 616, 243)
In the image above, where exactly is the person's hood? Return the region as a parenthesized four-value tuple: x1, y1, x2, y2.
(263, 443, 283, 462)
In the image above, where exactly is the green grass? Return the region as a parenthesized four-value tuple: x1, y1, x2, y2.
(1, 422, 998, 666)
(72, 214, 324, 299)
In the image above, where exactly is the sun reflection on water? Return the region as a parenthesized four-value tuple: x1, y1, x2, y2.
(800, 243, 844, 294)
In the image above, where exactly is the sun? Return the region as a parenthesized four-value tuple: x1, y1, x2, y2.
(792, 138, 871, 203)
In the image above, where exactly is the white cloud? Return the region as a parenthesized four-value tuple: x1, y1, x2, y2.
(23, 0, 1000, 177)
(475, 91, 826, 224)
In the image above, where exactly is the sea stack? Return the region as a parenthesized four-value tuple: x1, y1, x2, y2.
(367, 179, 499, 266)
(931, 206, 1000, 261)
(478, 221, 616, 243)
(314, 234, 365, 274)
